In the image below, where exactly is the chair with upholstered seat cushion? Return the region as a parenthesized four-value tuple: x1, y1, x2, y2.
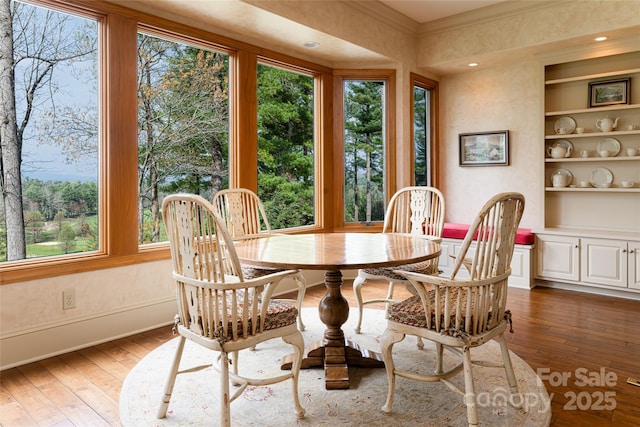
(380, 192, 525, 427)
(352, 186, 445, 337)
(157, 194, 305, 427)
(213, 188, 306, 331)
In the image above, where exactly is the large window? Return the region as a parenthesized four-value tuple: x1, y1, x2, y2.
(136, 32, 230, 244)
(0, 1, 435, 284)
(341, 77, 390, 225)
(257, 63, 314, 229)
(0, 0, 99, 262)
(412, 74, 438, 187)
(413, 86, 430, 185)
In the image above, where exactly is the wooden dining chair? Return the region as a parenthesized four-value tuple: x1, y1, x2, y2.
(352, 186, 445, 340)
(380, 192, 525, 427)
(213, 188, 307, 331)
(157, 194, 305, 427)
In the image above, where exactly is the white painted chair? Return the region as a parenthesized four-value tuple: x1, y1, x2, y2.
(213, 188, 307, 331)
(353, 186, 445, 339)
(380, 192, 525, 427)
(157, 194, 305, 427)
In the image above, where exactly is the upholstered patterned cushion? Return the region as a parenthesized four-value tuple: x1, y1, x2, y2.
(241, 264, 285, 279)
(192, 291, 298, 340)
(214, 299, 298, 340)
(262, 300, 299, 330)
(387, 290, 488, 334)
(361, 259, 438, 281)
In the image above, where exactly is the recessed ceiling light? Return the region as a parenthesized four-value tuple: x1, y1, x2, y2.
(303, 41, 320, 49)
(468, 62, 479, 67)
(594, 36, 608, 42)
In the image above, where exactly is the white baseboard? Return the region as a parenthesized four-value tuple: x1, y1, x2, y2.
(0, 269, 356, 371)
(1, 298, 176, 371)
(534, 280, 640, 301)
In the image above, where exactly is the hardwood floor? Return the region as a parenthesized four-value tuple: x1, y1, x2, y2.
(1, 282, 639, 426)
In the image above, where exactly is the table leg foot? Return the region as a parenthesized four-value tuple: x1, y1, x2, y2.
(280, 270, 384, 389)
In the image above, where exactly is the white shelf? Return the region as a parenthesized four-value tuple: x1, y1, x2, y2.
(545, 103, 640, 116)
(545, 130, 640, 139)
(545, 156, 640, 163)
(545, 187, 640, 193)
(545, 68, 640, 85)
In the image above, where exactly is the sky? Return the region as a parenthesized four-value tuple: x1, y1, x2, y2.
(16, 2, 98, 183)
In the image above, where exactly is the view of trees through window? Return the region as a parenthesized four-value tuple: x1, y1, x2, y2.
(0, 0, 99, 262)
(1, 0, 431, 268)
(137, 33, 230, 244)
(414, 85, 431, 186)
(257, 64, 315, 229)
(343, 80, 385, 224)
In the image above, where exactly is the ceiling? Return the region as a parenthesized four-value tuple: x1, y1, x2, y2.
(110, 0, 638, 75)
(378, 0, 505, 23)
(113, 0, 512, 70)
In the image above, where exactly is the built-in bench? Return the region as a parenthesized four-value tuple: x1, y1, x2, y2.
(437, 222, 535, 289)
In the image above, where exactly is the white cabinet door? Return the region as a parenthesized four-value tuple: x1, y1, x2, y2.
(437, 239, 455, 277)
(437, 238, 533, 288)
(581, 238, 627, 288)
(629, 242, 640, 290)
(535, 234, 580, 281)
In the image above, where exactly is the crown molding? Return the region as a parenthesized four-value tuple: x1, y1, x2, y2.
(344, 0, 420, 37)
(418, 0, 565, 36)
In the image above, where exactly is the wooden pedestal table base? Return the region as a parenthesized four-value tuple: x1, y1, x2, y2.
(281, 270, 384, 389)
(233, 232, 440, 390)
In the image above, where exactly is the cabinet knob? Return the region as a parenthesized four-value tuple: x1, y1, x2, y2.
(622, 249, 627, 253)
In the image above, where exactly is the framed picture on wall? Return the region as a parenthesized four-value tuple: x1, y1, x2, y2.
(588, 78, 630, 107)
(459, 130, 509, 166)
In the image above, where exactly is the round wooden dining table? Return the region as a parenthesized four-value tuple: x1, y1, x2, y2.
(233, 232, 441, 390)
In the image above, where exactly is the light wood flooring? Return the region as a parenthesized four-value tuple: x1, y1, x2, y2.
(1, 282, 639, 426)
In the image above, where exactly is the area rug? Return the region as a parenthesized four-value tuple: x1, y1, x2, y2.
(120, 308, 550, 426)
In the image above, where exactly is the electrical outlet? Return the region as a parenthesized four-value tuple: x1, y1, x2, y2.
(63, 288, 76, 310)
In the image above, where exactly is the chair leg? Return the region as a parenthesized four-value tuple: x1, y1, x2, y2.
(462, 347, 479, 427)
(352, 274, 367, 334)
(434, 342, 444, 375)
(283, 331, 306, 419)
(380, 330, 405, 414)
(219, 351, 231, 427)
(383, 281, 395, 316)
(230, 351, 241, 386)
(495, 334, 522, 408)
(157, 336, 186, 419)
(294, 273, 307, 331)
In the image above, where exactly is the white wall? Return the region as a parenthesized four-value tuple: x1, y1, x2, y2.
(0, 261, 174, 369)
(439, 60, 544, 229)
(0, 260, 332, 370)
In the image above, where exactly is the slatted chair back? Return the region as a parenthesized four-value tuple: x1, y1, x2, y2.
(211, 188, 308, 332)
(404, 192, 525, 336)
(163, 193, 280, 344)
(213, 188, 271, 240)
(383, 186, 445, 238)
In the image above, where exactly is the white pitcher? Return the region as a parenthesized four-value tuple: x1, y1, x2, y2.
(547, 145, 569, 158)
(595, 116, 619, 132)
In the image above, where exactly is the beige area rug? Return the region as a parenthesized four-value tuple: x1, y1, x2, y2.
(120, 308, 550, 426)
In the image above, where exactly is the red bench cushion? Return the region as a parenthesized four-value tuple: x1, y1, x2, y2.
(442, 222, 534, 245)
